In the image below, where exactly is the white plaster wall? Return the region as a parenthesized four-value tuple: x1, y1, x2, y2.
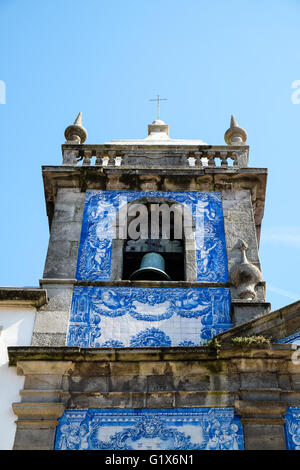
(0, 306, 35, 450)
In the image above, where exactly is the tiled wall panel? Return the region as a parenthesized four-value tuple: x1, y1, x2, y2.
(66, 286, 232, 347)
(54, 408, 244, 450)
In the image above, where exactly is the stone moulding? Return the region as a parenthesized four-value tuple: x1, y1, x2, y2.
(12, 402, 65, 420)
(0, 287, 47, 307)
(7, 343, 299, 366)
(41, 166, 267, 238)
(9, 344, 300, 450)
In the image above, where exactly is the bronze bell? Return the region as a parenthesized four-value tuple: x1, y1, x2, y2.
(129, 252, 171, 281)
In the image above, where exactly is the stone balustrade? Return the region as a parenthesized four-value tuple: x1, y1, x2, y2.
(62, 145, 249, 168)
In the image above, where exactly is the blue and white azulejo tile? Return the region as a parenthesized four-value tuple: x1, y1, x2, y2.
(276, 332, 300, 346)
(54, 407, 244, 450)
(66, 286, 232, 348)
(285, 407, 300, 450)
(76, 190, 228, 282)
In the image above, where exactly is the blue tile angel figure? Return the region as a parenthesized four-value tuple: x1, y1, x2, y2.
(218, 424, 240, 450)
(57, 422, 81, 450)
(56, 417, 93, 450)
(78, 422, 93, 450)
(90, 288, 131, 318)
(197, 240, 217, 279)
(205, 420, 223, 450)
(174, 290, 211, 318)
(205, 419, 240, 450)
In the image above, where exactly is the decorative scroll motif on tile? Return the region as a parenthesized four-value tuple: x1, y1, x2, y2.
(54, 408, 244, 450)
(276, 332, 300, 346)
(66, 286, 232, 347)
(76, 190, 228, 282)
(285, 408, 300, 450)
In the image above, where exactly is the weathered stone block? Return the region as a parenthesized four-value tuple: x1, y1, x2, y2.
(146, 392, 174, 408)
(31, 332, 66, 347)
(242, 423, 286, 450)
(67, 392, 132, 409)
(33, 310, 70, 334)
(147, 375, 175, 392)
(68, 376, 108, 393)
(173, 375, 211, 392)
(240, 390, 281, 401)
(24, 375, 64, 391)
(240, 372, 278, 389)
(109, 376, 147, 393)
(14, 426, 57, 450)
(210, 373, 240, 391)
(72, 362, 110, 377)
(222, 190, 261, 278)
(291, 374, 300, 391)
(231, 301, 270, 326)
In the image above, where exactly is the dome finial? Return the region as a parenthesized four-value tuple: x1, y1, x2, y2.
(224, 114, 247, 145)
(64, 112, 88, 144)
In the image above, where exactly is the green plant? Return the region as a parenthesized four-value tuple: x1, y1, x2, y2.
(207, 337, 222, 354)
(231, 335, 270, 347)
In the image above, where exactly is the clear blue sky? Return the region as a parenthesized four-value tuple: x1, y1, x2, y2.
(0, 0, 300, 311)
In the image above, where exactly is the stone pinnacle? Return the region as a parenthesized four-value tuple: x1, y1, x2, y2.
(224, 114, 247, 145)
(230, 114, 238, 128)
(64, 112, 88, 144)
(74, 112, 82, 126)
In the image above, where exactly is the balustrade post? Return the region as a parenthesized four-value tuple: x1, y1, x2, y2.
(220, 150, 228, 167)
(207, 150, 215, 166)
(95, 151, 103, 166)
(83, 150, 92, 166)
(194, 151, 203, 167)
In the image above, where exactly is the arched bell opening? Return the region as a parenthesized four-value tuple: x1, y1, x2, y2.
(110, 197, 197, 282)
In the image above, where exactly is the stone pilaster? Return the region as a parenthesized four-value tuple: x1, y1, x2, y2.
(31, 280, 75, 346)
(12, 402, 65, 450)
(12, 361, 73, 450)
(235, 400, 287, 450)
(231, 299, 271, 326)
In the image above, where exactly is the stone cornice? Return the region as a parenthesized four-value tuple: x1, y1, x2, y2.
(7, 344, 297, 367)
(0, 287, 47, 308)
(61, 143, 250, 152)
(42, 165, 267, 231)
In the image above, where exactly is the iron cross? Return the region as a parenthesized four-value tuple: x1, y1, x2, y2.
(149, 94, 168, 120)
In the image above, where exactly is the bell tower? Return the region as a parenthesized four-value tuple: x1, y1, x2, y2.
(38, 113, 267, 351)
(10, 111, 299, 451)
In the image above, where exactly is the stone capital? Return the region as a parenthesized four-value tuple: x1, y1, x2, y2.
(16, 360, 74, 376)
(12, 402, 65, 422)
(235, 400, 288, 420)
